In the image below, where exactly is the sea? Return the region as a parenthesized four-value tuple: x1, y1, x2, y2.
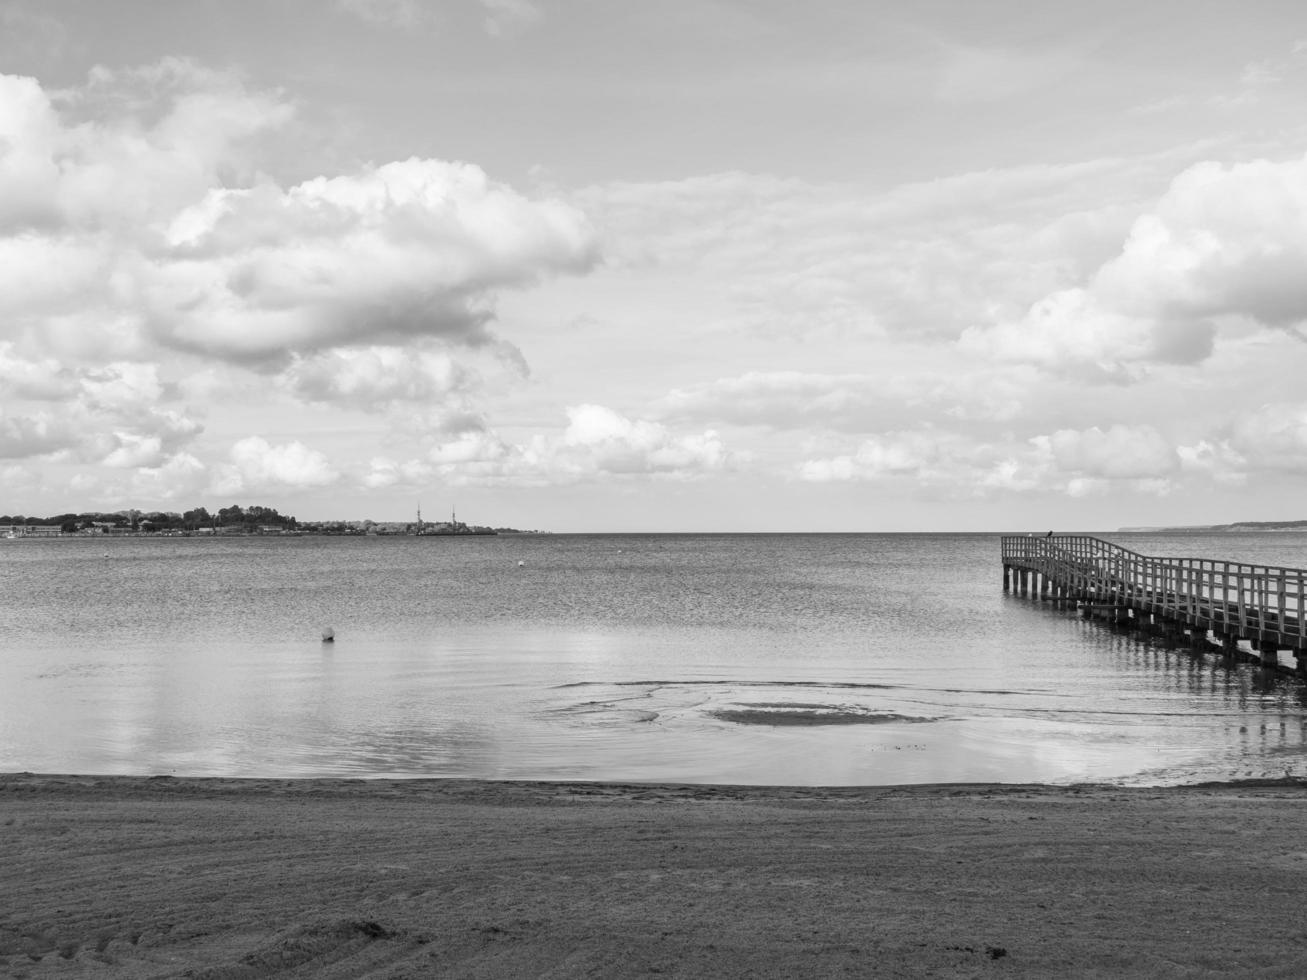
(4, 531, 1307, 787)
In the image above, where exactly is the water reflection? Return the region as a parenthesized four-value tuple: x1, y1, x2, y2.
(4, 533, 1307, 784)
(1001, 589, 1307, 783)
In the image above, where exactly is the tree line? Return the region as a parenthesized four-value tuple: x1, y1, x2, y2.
(0, 505, 297, 533)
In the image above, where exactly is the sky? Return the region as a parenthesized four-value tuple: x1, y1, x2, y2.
(2, 0, 1307, 532)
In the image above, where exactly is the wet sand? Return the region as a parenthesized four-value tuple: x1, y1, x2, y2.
(4, 773, 1307, 978)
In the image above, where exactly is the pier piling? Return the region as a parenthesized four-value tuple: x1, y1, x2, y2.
(1002, 535, 1307, 674)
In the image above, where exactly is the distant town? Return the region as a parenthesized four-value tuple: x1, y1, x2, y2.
(0, 504, 538, 537)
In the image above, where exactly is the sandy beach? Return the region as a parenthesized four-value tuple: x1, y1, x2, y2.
(4, 775, 1307, 977)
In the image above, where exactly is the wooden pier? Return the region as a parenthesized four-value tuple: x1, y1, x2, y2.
(1001, 534, 1307, 674)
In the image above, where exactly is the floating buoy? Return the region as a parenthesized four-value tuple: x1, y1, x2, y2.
(322, 627, 335, 643)
(517, 560, 525, 567)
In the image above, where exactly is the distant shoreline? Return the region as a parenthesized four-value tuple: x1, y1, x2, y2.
(1117, 520, 1307, 533)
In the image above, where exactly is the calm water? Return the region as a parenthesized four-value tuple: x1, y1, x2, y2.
(3, 531, 1307, 786)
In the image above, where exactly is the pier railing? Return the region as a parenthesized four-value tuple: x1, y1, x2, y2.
(1001, 535, 1307, 663)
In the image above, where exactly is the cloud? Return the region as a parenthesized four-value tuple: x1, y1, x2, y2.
(961, 154, 1307, 379)
(0, 66, 598, 371)
(0, 407, 76, 459)
(0, 342, 73, 399)
(577, 160, 1151, 349)
(0, 60, 608, 507)
(129, 452, 209, 501)
(1093, 157, 1307, 330)
(798, 428, 976, 485)
(335, 0, 429, 30)
(660, 371, 900, 430)
(798, 423, 1180, 496)
(481, 0, 542, 36)
(361, 455, 435, 490)
(102, 432, 165, 469)
(0, 463, 38, 498)
(75, 363, 204, 462)
(279, 345, 478, 411)
(78, 361, 165, 411)
(0, 60, 291, 234)
(960, 287, 1215, 382)
(212, 436, 340, 494)
(657, 366, 1041, 432)
(356, 405, 730, 489)
(1033, 424, 1178, 480)
(151, 158, 597, 366)
(560, 404, 728, 476)
(0, 354, 203, 465)
(336, 0, 541, 36)
(1220, 403, 1307, 473)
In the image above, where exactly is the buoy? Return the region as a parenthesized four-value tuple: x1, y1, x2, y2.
(517, 560, 525, 567)
(322, 628, 335, 643)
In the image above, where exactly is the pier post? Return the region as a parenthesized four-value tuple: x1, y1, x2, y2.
(1258, 641, 1281, 670)
(1295, 649, 1307, 678)
(1220, 633, 1240, 660)
(1003, 565, 1010, 592)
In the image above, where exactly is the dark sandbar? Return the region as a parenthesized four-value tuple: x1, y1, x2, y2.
(709, 702, 935, 725)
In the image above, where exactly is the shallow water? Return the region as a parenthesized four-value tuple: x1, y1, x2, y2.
(3, 531, 1307, 785)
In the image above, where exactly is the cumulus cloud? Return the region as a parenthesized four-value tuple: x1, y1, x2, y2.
(354, 405, 730, 489)
(961, 288, 1215, 382)
(129, 452, 209, 501)
(435, 405, 729, 484)
(102, 432, 166, 469)
(798, 429, 975, 485)
(0, 59, 604, 504)
(361, 455, 435, 490)
(212, 436, 340, 494)
(78, 362, 165, 411)
(963, 154, 1307, 379)
(1216, 403, 1307, 473)
(799, 423, 1181, 497)
(560, 404, 728, 476)
(279, 345, 477, 410)
(0, 342, 73, 399)
(0, 61, 290, 235)
(1094, 157, 1307, 330)
(0, 354, 203, 466)
(0, 66, 598, 371)
(1033, 424, 1178, 480)
(0, 408, 76, 459)
(74, 363, 203, 463)
(153, 158, 596, 365)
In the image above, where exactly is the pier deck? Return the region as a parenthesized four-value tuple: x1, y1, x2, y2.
(1001, 534, 1307, 672)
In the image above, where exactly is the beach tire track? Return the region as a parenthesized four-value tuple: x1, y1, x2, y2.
(184, 918, 420, 979)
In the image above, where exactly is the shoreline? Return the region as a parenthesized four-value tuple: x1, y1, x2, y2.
(7, 773, 1307, 977)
